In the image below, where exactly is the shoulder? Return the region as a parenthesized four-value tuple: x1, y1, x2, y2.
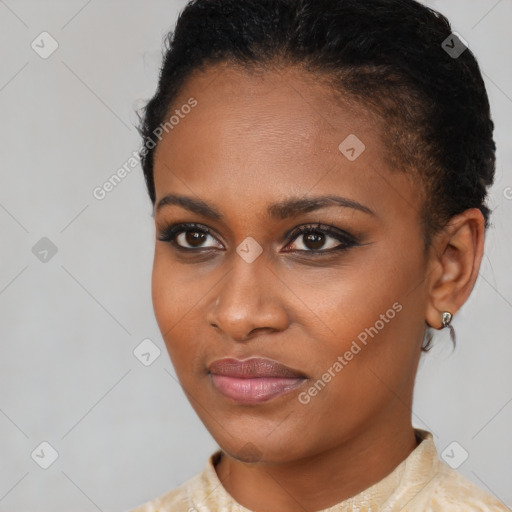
(128, 450, 227, 512)
(128, 472, 204, 512)
(384, 430, 509, 512)
(409, 461, 509, 511)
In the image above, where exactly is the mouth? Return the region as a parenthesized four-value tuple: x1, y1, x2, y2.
(208, 357, 308, 404)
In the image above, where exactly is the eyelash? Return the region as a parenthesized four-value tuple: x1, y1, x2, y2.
(157, 222, 358, 255)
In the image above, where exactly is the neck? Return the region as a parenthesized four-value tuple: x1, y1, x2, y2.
(214, 416, 419, 512)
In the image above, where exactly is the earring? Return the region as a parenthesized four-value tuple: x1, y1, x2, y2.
(441, 311, 456, 344)
(441, 311, 452, 328)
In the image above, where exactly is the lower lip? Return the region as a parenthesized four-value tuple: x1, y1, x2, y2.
(210, 374, 306, 403)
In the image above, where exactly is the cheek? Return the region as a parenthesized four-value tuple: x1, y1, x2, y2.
(151, 247, 213, 378)
(297, 240, 425, 381)
(288, 252, 416, 343)
(151, 248, 174, 332)
(151, 246, 203, 325)
(151, 248, 192, 361)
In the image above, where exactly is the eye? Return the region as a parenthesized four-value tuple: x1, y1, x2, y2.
(283, 223, 356, 253)
(157, 222, 358, 255)
(157, 222, 223, 250)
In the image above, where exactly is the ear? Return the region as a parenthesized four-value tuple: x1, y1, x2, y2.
(425, 208, 486, 329)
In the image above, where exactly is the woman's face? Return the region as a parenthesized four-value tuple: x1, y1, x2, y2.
(151, 63, 430, 463)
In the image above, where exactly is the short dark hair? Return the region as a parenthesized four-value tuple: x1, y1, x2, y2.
(136, 0, 496, 350)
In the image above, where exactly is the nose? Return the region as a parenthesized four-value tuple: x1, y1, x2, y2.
(206, 254, 290, 342)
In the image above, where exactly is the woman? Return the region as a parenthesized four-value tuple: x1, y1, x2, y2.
(131, 0, 507, 510)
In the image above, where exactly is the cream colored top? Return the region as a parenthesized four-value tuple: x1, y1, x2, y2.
(131, 429, 509, 511)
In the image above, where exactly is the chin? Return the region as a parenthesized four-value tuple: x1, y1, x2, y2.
(213, 427, 308, 465)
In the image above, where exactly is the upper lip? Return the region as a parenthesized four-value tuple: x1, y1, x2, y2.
(208, 357, 307, 379)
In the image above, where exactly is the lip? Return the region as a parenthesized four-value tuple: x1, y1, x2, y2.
(208, 357, 307, 378)
(208, 357, 307, 403)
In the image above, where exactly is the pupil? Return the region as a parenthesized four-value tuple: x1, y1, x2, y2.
(305, 232, 324, 250)
(186, 231, 206, 247)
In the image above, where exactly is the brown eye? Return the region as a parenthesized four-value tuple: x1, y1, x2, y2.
(284, 224, 356, 253)
(157, 223, 223, 250)
(183, 230, 208, 247)
(301, 231, 326, 250)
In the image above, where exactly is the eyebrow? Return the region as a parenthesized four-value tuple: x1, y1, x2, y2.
(154, 193, 375, 219)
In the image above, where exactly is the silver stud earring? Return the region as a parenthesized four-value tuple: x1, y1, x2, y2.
(441, 311, 452, 328)
(441, 311, 456, 344)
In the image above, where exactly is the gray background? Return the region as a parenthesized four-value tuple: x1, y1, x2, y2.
(0, 0, 511, 510)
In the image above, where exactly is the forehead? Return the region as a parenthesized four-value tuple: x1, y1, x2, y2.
(152, 62, 420, 224)
(156, 64, 379, 157)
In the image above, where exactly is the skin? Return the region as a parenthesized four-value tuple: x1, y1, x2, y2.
(150, 62, 485, 512)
